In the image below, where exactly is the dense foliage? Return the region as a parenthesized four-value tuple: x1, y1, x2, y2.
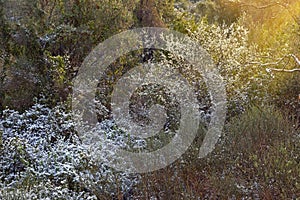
(0, 0, 299, 199)
(0, 102, 138, 199)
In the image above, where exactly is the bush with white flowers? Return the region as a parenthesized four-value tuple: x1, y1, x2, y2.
(189, 19, 272, 115)
(0, 103, 137, 200)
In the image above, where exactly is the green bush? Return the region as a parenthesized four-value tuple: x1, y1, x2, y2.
(224, 106, 293, 154)
(209, 105, 299, 198)
(132, 105, 298, 199)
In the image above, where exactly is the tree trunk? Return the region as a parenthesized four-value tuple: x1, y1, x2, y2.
(135, 0, 166, 27)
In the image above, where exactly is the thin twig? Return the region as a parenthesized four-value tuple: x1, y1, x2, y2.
(290, 54, 300, 65)
(266, 54, 300, 73)
(247, 54, 290, 66)
(240, 2, 286, 10)
(266, 68, 300, 73)
(240, 2, 300, 25)
(247, 54, 300, 73)
(47, 0, 57, 24)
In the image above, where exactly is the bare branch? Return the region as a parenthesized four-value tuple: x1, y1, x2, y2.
(290, 54, 300, 65)
(247, 54, 290, 67)
(240, 2, 300, 25)
(266, 54, 300, 73)
(240, 2, 286, 10)
(247, 54, 300, 73)
(266, 68, 300, 73)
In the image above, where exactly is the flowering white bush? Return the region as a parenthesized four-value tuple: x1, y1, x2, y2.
(189, 19, 272, 115)
(0, 103, 138, 199)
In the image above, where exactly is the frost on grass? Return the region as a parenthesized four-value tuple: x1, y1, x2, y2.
(0, 103, 138, 199)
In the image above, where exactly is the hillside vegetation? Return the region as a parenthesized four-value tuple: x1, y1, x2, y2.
(0, 0, 299, 199)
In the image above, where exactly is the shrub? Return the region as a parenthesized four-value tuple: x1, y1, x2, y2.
(192, 20, 273, 115)
(0, 103, 138, 199)
(135, 105, 299, 199)
(209, 105, 299, 198)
